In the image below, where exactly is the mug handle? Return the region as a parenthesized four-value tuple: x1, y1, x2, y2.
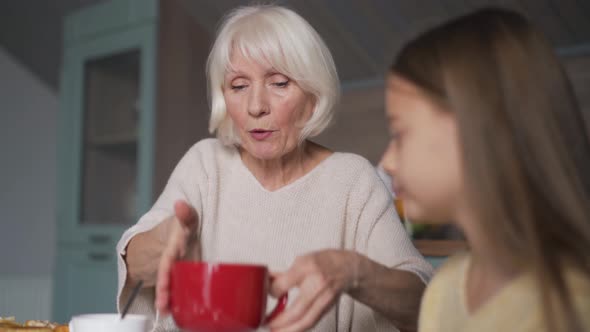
(263, 293, 289, 325)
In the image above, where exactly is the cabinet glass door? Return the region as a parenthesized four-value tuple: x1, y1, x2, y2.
(57, 23, 156, 243)
(80, 50, 140, 226)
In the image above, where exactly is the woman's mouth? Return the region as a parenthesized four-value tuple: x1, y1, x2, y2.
(249, 129, 274, 141)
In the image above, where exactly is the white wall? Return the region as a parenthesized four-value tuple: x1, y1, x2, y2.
(0, 46, 57, 320)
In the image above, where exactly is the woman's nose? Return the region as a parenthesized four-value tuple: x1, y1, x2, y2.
(247, 85, 270, 117)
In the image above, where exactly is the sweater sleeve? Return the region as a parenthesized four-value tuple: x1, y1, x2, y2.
(115, 141, 209, 323)
(351, 163, 434, 284)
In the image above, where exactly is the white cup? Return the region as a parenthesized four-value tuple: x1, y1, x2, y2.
(69, 313, 150, 332)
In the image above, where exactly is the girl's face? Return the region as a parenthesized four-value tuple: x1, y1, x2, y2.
(381, 74, 465, 223)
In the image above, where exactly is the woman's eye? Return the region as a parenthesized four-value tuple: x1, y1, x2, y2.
(273, 81, 289, 88)
(231, 85, 247, 91)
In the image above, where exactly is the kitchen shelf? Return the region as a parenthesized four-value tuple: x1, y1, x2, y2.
(89, 131, 137, 148)
(414, 239, 468, 257)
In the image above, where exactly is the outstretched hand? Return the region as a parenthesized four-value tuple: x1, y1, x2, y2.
(155, 200, 200, 314)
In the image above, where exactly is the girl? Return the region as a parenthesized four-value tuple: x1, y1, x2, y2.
(380, 8, 590, 332)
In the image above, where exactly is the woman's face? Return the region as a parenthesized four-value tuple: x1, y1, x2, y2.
(223, 52, 315, 161)
(381, 74, 464, 223)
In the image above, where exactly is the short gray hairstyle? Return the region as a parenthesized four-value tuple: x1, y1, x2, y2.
(206, 5, 340, 145)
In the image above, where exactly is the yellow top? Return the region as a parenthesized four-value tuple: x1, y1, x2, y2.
(419, 253, 590, 332)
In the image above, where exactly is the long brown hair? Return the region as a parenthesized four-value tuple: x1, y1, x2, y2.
(391, 8, 590, 331)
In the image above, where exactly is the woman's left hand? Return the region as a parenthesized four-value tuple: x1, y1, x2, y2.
(268, 249, 360, 332)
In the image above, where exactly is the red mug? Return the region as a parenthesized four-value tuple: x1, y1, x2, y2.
(169, 261, 288, 332)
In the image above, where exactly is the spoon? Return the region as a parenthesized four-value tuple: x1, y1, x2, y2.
(120, 280, 144, 320)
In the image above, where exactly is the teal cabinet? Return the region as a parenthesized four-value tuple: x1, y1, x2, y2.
(56, 0, 158, 247)
(52, 245, 119, 322)
(53, 0, 212, 322)
(53, 0, 158, 323)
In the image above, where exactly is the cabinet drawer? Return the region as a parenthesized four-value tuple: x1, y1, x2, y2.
(52, 246, 119, 323)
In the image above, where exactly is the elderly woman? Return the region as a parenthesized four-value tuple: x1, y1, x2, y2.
(117, 5, 432, 332)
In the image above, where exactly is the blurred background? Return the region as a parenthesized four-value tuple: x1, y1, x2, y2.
(1, 0, 589, 323)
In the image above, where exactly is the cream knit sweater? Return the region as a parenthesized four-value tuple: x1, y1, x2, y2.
(117, 138, 433, 331)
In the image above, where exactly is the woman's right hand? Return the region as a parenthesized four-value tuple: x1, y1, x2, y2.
(155, 200, 200, 314)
